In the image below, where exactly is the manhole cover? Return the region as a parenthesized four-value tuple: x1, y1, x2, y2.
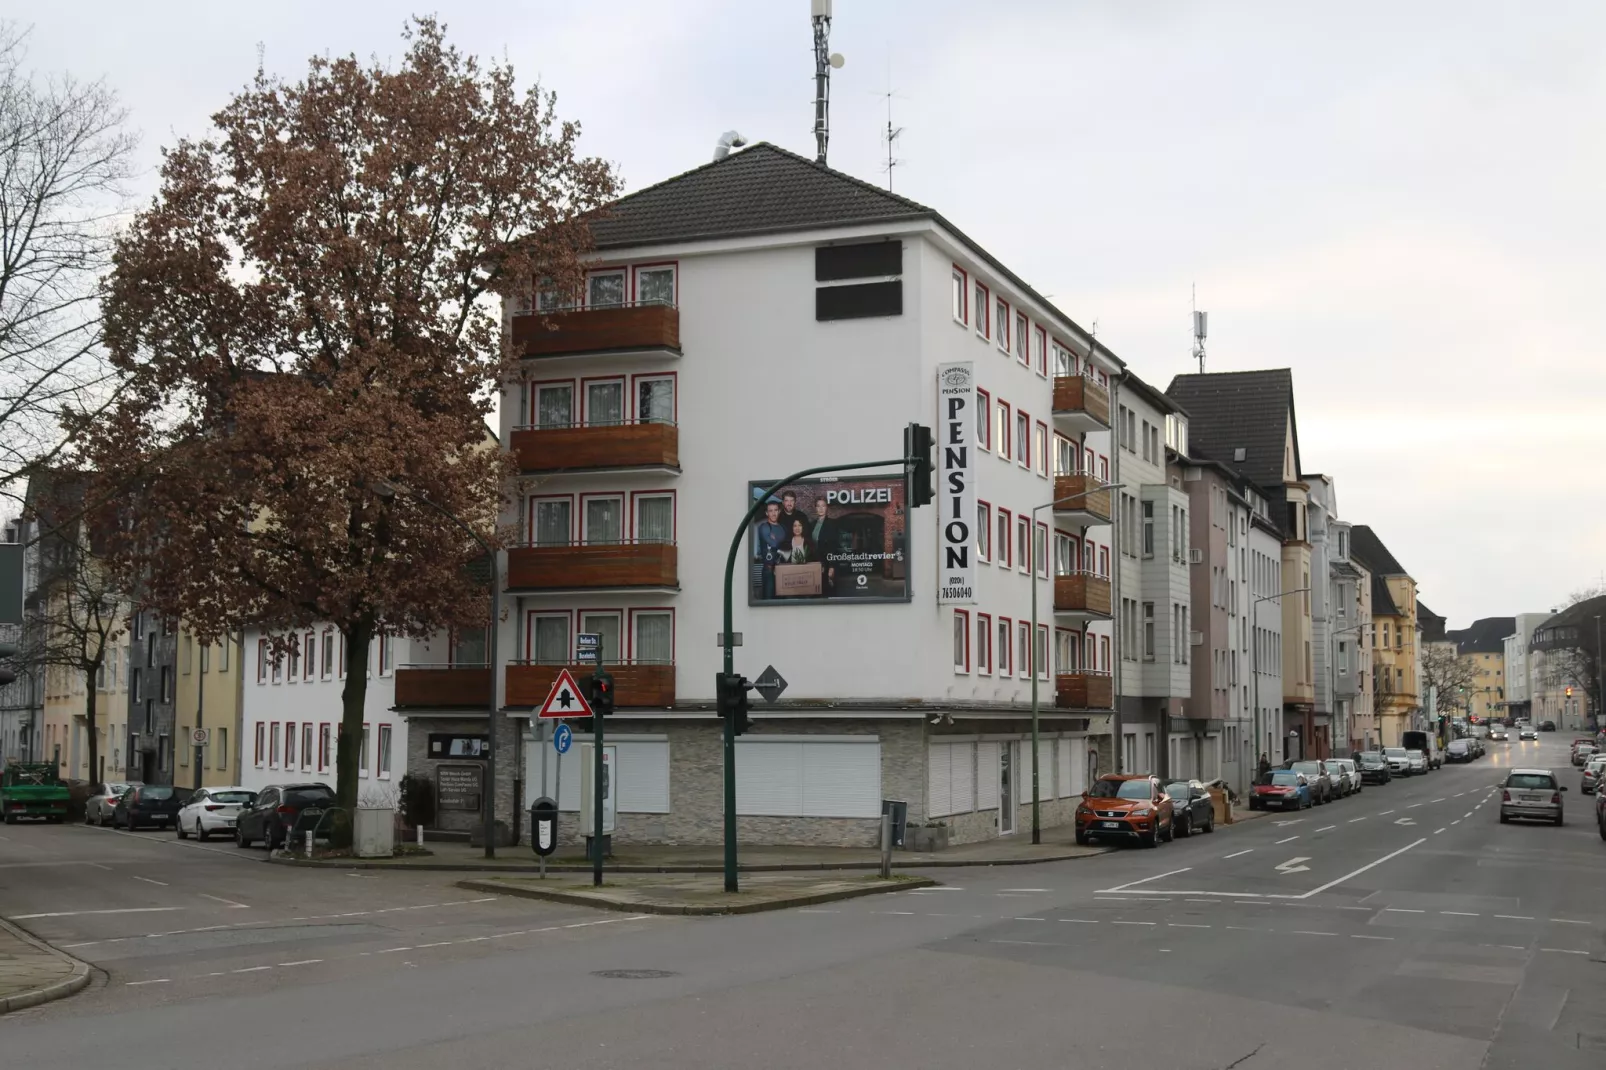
(591, 969, 676, 980)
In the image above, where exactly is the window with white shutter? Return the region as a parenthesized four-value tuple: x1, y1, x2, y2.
(736, 739, 880, 818)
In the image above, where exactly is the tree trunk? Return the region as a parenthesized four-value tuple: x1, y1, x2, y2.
(337, 622, 374, 817)
(84, 661, 100, 788)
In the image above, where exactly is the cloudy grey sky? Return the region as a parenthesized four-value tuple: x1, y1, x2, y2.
(19, 1, 1605, 626)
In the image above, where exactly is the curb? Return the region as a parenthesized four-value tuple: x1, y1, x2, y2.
(454, 874, 938, 916)
(0, 918, 93, 1016)
(269, 850, 1107, 874)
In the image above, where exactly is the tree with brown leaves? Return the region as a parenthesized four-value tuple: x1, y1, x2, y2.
(73, 17, 618, 817)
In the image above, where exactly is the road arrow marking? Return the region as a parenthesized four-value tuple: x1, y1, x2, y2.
(1275, 857, 1312, 874)
(1394, 817, 1416, 826)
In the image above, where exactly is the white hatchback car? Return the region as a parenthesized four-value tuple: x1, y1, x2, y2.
(176, 787, 258, 841)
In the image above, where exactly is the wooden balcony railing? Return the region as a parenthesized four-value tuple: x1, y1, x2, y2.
(511, 302, 680, 358)
(1055, 672, 1114, 711)
(506, 541, 678, 590)
(506, 660, 675, 708)
(511, 420, 679, 473)
(394, 665, 492, 708)
(1052, 374, 1112, 429)
(1052, 474, 1113, 524)
(1054, 572, 1113, 616)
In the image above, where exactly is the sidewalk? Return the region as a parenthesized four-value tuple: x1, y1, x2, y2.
(0, 917, 91, 1015)
(458, 872, 935, 915)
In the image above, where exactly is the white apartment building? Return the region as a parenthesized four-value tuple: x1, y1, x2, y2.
(1503, 611, 1548, 720)
(390, 143, 1144, 848)
(1307, 476, 1371, 753)
(240, 627, 405, 798)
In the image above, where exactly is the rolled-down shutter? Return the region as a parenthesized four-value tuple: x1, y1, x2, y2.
(736, 740, 880, 818)
(928, 743, 954, 817)
(976, 742, 1000, 813)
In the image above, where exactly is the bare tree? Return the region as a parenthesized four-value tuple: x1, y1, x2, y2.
(0, 23, 135, 508)
(1419, 642, 1476, 715)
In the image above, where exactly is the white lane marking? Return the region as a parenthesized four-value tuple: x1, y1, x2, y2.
(1059, 918, 1099, 924)
(797, 909, 840, 914)
(415, 941, 453, 948)
(125, 978, 170, 986)
(1451, 820, 1462, 826)
(1275, 836, 1300, 844)
(1351, 934, 1393, 941)
(132, 875, 169, 886)
(377, 947, 413, 954)
(880, 911, 915, 916)
(1463, 812, 1473, 819)
(992, 939, 1056, 947)
(1095, 867, 1192, 894)
(1348, 817, 1366, 823)
(1434, 827, 1447, 834)
(199, 893, 250, 909)
(1273, 838, 1427, 901)
(1315, 825, 1337, 832)
(1407, 803, 1423, 809)
(1012, 917, 1046, 922)
(1095, 897, 1133, 902)
(1394, 818, 1417, 826)
(1293, 930, 1337, 936)
(230, 965, 272, 973)
(1223, 849, 1254, 859)
(1541, 948, 1588, 955)
(1432, 798, 1446, 803)
(1551, 918, 1590, 925)
(1377, 810, 1395, 816)
(1112, 920, 1156, 926)
(1442, 911, 1479, 917)
(1273, 819, 1304, 827)
(1168, 923, 1210, 929)
(8, 906, 183, 919)
(1275, 857, 1312, 874)
(1186, 899, 1220, 904)
(908, 886, 964, 892)
(1493, 915, 1534, 920)
(1000, 888, 1050, 893)
(278, 959, 322, 966)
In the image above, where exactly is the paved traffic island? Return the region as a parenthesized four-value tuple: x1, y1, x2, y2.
(0, 917, 91, 1015)
(456, 872, 936, 915)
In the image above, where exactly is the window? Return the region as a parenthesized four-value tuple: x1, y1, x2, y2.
(998, 618, 1012, 675)
(217, 727, 227, 771)
(321, 629, 335, 680)
(1141, 420, 1152, 463)
(637, 376, 675, 424)
(1017, 515, 1030, 572)
(587, 269, 626, 308)
(379, 635, 394, 676)
(585, 378, 625, 426)
(279, 722, 291, 767)
(974, 281, 990, 338)
(1054, 532, 1075, 576)
(635, 493, 674, 543)
(977, 614, 992, 675)
(1052, 342, 1075, 377)
(633, 611, 673, 664)
(532, 497, 572, 546)
(452, 627, 487, 667)
(357, 724, 370, 776)
(1054, 435, 1075, 477)
(1015, 410, 1029, 467)
(977, 502, 991, 561)
(1034, 326, 1048, 376)
(635, 265, 675, 306)
(219, 639, 229, 673)
(530, 613, 570, 663)
(995, 298, 1010, 352)
(579, 612, 621, 665)
(951, 267, 968, 323)
(996, 508, 1012, 568)
(318, 723, 331, 771)
(180, 726, 189, 767)
(1034, 523, 1048, 578)
(1015, 312, 1028, 365)
(953, 610, 970, 672)
(161, 667, 173, 702)
(1057, 629, 1078, 673)
(1101, 636, 1111, 672)
(995, 401, 1010, 459)
(534, 382, 574, 428)
(1036, 625, 1049, 680)
(96, 661, 106, 691)
(583, 495, 624, 544)
(270, 646, 282, 685)
(1142, 501, 1155, 558)
(1034, 422, 1047, 476)
(1019, 621, 1031, 674)
(255, 723, 265, 765)
(302, 723, 314, 771)
(976, 389, 991, 450)
(1098, 545, 1109, 577)
(1143, 602, 1156, 659)
(339, 633, 347, 678)
(377, 724, 393, 777)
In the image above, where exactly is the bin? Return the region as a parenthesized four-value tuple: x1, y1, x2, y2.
(882, 799, 908, 848)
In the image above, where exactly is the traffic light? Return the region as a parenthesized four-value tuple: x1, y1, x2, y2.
(592, 670, 615, 717)
(0, 641, 17, 688)
(1565, 686, 1573, 698)
(905, 422, 934, 508)
(717, 672, 754, 736)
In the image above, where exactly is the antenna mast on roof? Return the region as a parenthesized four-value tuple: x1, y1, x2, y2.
(1192, 283, 1208, 374)
(880, 61, 903, 190)
(812, 1, 845, 165)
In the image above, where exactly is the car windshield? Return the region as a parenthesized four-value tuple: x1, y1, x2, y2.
(1384, 748, 1406, 757)
(141, 786, 175, 800)
(1259, 772, 1300, 786)
(1291, 761, 1322, 774)
(283, 788, 334, 806)
(104, 782, 130, 795)
(1089, 779, 1153, 800)
(1359, 752, 1382, 762)
(1407, 750, 1424, 758)
(1448, 742, 1467, 751)
(1163, 783, 1192, 800)
(210, 791, 255, 804)
(1506, 774, 1556, 789)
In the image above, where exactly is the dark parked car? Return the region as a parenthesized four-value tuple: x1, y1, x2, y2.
(112, 784, 187, 830)
(1163, 780, 1216, 837)
(236, 783, 335, 851)
(1355, 751, 1392, 784)
(1540, 721, 1556, 731)
(1445, 739, 1473, 764)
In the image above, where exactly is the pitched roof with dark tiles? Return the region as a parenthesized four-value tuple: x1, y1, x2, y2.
(1417, 601, 1447, 643)
(1446, 616, 1516, 655)
(1349, 525, 1408, 577)
(1371, 572, 1402, 617)
(1165, 370, 1297, 492)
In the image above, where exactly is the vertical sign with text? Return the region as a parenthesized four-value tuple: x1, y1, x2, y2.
(936, 361, 976, 604)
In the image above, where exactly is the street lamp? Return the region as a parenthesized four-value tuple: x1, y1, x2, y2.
(371, 481, 500, 860)
(1252, 587, 1309, 770)
(1029, 482, 1124, 845)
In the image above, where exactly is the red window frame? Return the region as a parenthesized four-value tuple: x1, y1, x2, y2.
(977, 613, 992, 675)
(976, 389, 991, 452)
(1015, 312, 1029, 366)
(253, 722, 264, 765)
(996, 298, 1011, 353)
(996, 508, 1012, 569)
(996, 400, 1011, 461)
(1035, 421, 1049, 476)
(1098, 545, 1110, 577)
(256, 638, 267, 684)
(998, 616, 1013, 676)
(1036, 521, 1050, 577)
(953, 609, 971, 673)
(318, 723, 331, 771)
(1035, 325, 1048, 376)
(977, 500, 992, 562)
(952, 265, 969, 325)
(1037, 624, 1051, 679)
(974, 281, 990, 339)
(1058, 628, 1081, 673)
(1101, 636, 1111, 672)
(1099, 455, 1109, 482)
(1016, 514, 1030, 573)
(1016, 409, 1031, 468)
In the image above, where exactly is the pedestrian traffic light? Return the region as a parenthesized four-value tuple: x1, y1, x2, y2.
(905, 422, 934, 508)
(717, 672, 754, 735)
(0, 641, 17, 688)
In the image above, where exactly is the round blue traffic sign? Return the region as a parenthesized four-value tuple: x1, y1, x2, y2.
(553, 723, 573, 755)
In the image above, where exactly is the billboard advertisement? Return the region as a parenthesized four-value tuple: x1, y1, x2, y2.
(748, 476, 908, 604)
(936, 361, 976, 604)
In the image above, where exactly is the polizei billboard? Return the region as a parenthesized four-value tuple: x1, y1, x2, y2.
(747, 476, 909, 604)
(936, 362, 976, 604)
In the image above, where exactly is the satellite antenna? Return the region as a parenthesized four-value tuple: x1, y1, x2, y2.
(812, 0, 845, 165)
(1192, 284, 1208, 373)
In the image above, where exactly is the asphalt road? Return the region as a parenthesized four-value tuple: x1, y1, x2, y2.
(2, 733, 1601, 1070)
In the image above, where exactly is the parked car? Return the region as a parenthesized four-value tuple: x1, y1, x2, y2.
(1406, 749, 1429, 775)
(1163, 780, 1216, 837)
(1519, 726, 1538, 741)
(176, 786, 257, 841)
(1469, 736, 1485, 758)
(1249, 769, 1312, 811)
(1499, 769, 1566, 826)
(1383, 746, 1413, 776)
(1580, 756, 1606, 796)
(112, 784, 186, 830)
(84, 781, 135, 826)
(1075, 775, 1174, 848)
(236, 783, 335, 851)
(1539, 720, 1556, 731)
(1285, 760, 1333, 803)
(1597, 778, 1606, 841)
(1356, 751, 1392, 784)
(1445, 740, 1473, 764)
(1402, 731, 1441, 770)
(1325, 758, 1361, 795)
(1571, 742, 1598, 767)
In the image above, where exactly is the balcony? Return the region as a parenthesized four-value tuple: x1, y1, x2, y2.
(1054, 571, 1113, 622)
(506, 540, 678, 593)
(1052, 374, 1111, 432)
(511, 302, 680, 360)
(1052, 474, 1112, 526)
(394, 665, 492, 709)
(506, 660, 675, 709)
(511, 420, 679, 475)
(1055, 672, 1114, 711)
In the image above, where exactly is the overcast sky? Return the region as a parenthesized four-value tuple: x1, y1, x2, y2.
(18, 1, 1605, 627)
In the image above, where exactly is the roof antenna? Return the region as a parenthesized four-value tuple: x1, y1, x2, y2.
(812, 1, 845, 165)
(879, 57, 903, 191)
(1192, 284, 1208, 374)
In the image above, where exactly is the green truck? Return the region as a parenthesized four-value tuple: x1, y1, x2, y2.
(1, 762, 71, 824)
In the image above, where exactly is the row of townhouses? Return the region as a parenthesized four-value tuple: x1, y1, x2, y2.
(2, 143, 1442, 849)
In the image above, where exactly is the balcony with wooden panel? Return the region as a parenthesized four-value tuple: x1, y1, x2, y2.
(506, 540, 678, 593)
(1051, 473, 1113, 526)
(506, 660, 675, 709)
(1052, 374, 1111, 432)
(511, 302, 680, 360)
(1054, 571, 1113, 622)
(1055, 672, 1114, 711)
(511, 420, 679, 475)
(393, 665, 492, 709)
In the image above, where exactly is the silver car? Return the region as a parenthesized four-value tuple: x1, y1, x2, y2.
(1383, 747, 1412, 776)
(84, 781, 135, 826)
(1499, 768, 1566, 826)
(1326, 758, 1361, 795)
(1581, 756, 1606, 795)
(1406, 749, 1429, 775)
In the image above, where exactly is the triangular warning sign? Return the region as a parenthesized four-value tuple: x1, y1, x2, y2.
(537, 667, 593, 719)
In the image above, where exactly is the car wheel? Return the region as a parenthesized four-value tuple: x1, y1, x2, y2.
(1554, 815, 1564, 827)
(1143, 827, 1159, 848)
(236, 822, 253, 848)
(1597, 816, 1605, 842)
(196, 820, 209, 842)
(263, 823, 278, 852)
(1075, 831, 1090, 846)
(1163, 816, 1175, 843)
(1203, 810, 1215, 833)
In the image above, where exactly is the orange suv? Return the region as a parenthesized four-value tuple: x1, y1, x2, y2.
(1075, 774, 1175, 848)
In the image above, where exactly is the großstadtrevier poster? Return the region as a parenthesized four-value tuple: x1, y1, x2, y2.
(747, 476, 909, 604)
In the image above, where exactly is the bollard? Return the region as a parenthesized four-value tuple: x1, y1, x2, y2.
(879, 813, 892, 879)
(305, 830, 313, 858)
(416, 824, 424, 848)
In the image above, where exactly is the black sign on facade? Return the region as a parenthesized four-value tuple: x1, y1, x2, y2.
(436, 764, 484, 812)
(429, 733, 489, 760)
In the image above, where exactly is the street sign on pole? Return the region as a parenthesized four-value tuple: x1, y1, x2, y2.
(575, 632, 601, 665)
(553, 722, 573, 755)
(190, 727, 211, 747)
(752, 665, 789, 705)
(537, 668, 594, 719)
